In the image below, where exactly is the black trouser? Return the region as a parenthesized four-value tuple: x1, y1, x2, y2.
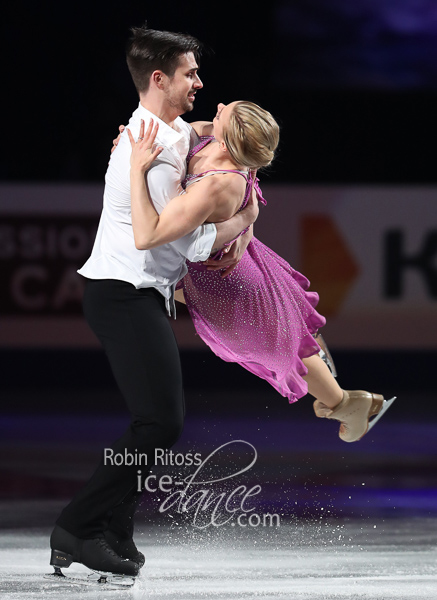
(56, 279, 185, 539)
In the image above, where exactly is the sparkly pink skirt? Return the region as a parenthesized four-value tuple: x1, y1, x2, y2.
(180, 237, 326, 403)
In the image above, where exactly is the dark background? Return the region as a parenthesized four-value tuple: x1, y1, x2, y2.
(3, 0, 437, 184)
(1, 0, 436, 522)
(2, 0, 436, 399)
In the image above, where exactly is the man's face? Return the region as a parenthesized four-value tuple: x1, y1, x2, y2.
(164, 52, 203, 115)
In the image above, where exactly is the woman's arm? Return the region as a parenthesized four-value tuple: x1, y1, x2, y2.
(128, 119, 258, 251)
(130, 167, 226, 250)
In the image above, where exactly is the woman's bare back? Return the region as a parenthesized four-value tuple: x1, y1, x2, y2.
(186, 139, 248, 223)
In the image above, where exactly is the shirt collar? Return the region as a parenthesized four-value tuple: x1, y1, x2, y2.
(137, 103, 184, 146)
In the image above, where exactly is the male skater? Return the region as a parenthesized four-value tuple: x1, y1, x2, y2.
(49, 24, 257, 578)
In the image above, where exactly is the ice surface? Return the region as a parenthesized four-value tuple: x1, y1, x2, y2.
(0, 518, 436, 599)
(1, 406, 436, 598)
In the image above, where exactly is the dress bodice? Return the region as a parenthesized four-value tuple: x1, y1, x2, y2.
(182, 136, 266, 215)
(181, 136, 267, 260)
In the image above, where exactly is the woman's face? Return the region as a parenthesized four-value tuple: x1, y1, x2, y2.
(212, 101, 238, 142)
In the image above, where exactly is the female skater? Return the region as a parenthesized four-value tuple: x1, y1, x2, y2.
(124, 101, 394, 442)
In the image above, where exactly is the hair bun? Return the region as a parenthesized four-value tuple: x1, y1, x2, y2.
(223, 102, 279, 170)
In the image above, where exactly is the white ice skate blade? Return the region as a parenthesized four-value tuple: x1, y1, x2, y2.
(44, 568, 136, 589)
(367, 396, 396, 432)
(88, 570, 136, 587)
(318, 347, 338, 378)
(315, 333, 338, 378)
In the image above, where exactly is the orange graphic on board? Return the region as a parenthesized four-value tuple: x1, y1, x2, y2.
(301, 215, 360, 316)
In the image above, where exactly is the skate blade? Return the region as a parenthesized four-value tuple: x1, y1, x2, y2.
(44, 568, 136, 589)
(44, 571, 96, 588)
(367, 396, 396, 432)
(314, 333, 338, 378)
(89, 570, 136, 587)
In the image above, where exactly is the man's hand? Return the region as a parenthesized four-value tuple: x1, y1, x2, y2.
(111, 125, 125, 154)
(204, 225, 254, 278)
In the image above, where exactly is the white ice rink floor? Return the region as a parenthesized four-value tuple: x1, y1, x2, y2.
(1, 517, 436, 600)
(1, 403, 436, 599)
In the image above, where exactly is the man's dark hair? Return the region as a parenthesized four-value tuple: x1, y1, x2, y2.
(126, 23, 203, 94)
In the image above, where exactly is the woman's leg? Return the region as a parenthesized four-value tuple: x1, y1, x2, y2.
(174, 288, 186, 304)
(302, 354, 343, 407)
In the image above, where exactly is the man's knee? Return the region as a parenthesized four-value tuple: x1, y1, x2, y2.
(156, 416, 184, 447)
(131, 413, 184, 448)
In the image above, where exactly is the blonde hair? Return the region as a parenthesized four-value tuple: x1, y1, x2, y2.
(223, 101, 280, 170)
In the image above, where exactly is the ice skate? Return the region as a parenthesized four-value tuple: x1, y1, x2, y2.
(45, 566, 136, 589)
(314, 332, 337, 377)
(313, 390, 396, 442)
(105, 529, 145, 568)
(45, 525, 138, 587)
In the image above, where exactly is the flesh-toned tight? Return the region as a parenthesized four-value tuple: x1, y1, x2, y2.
(302, 354, 343, 408)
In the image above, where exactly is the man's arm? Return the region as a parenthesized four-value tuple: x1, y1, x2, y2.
(189, 121, 214, 137)
(205, 224, 254, 277)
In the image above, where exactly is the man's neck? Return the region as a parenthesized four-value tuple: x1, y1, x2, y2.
(139, 95, 179, 128)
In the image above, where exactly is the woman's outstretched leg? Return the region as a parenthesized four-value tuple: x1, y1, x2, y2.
(302, 354, 343, 407)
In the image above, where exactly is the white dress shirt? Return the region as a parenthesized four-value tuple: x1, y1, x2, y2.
(78, 103, 217, 317)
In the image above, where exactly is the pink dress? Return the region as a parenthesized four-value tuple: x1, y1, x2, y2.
(179, 137, 326, 403)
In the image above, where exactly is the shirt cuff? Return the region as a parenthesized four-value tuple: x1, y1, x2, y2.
(191, 223, 217, 262)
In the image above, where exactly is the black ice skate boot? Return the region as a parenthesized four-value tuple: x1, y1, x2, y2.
(104, 529, 145, 568)
(50, 525, 139, 576)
